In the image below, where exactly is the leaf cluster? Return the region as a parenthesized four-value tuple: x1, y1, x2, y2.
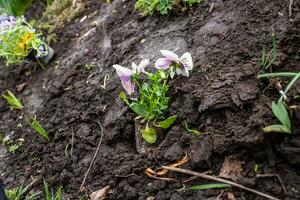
(0, 17, 46, 65)
(135, 0, 201, 16)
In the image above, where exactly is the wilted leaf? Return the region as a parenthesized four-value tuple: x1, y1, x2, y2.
(90, 186, 111, 200)
(263, 124, 291, 134)
(219, 157, 244, 181)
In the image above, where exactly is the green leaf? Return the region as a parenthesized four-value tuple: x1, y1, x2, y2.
(186, 183, 231, 190)
(183, 121, 203, 135)
(156, 115, 177, 129)
(130, 103, 150, 117)
(271, 100, 291, 129)
(141, 126, 157, 144)
(119, 92, 129, 105)
(263, 124, 291, 134)
(29, 116, 50, 141)
(0, 0, 32, 16)
(2, 90, 23, 110)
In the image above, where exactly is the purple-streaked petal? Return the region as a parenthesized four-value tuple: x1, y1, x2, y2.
(113, 64, 133, 79)
(121, 79, 135, 95)
(155, 58, 171, 69)
(160, 50, 179, 61)
(113, 64, 135, 95)
(180, 52, 193, 70)
(137, 59, 149, 74)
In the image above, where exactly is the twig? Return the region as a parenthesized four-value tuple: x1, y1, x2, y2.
(80, 121, 104, 191)
(71, 128, 74, 157)
(256, 174, 287, 194)
(289, 0, 294, 17)
(162, 166, 280, 200)
(209, 3, 215, 13)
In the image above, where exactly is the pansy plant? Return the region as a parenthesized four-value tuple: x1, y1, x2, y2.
(113, 50, 193, 143)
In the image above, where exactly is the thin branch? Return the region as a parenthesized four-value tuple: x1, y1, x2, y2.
(256, 174, 287, 194)
(80, 121, 104, 191)
(289, 0, 294, 17)
(162, 166, 280, 200)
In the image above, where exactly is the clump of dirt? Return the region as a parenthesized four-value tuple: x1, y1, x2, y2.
(0, 0, 300, 199)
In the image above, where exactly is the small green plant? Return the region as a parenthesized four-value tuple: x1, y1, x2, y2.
(0, 16, 47, 65)
(183, 120, 203, 135)
(258, 72, 300, 134)
(85, 63, 97, 71)
(113, 50, 193, 143)
(0, 0, 32, 16)
(135, 0, 202, 16)
(0, 133, 24, 153)
(184, 183, 230, 190)
(5, 185, 38, 200)
(43, 180, 62, 200)
(261, 33, 278, 69)
(29, 116, 50, 141)
(2, 90, 23, 110)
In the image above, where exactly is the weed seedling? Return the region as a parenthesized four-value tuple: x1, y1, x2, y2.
(43, 180, 62, 200)
(2, 90, 23, 110)
(258, 71, 300, 134)
(113, 50, 193, 143)
(0, 133, 24, 153)
(261, 33, 278, 69)
(29, 116, 50, 141)
(135, 0, 202, 16)
(5, 185, 38, 200)
(183, 120, 203, 135)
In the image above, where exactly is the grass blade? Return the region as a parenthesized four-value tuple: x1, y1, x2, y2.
(29, 116, 50, 141)
(2, 90, 23, 110)
(186, 183, 231, 190)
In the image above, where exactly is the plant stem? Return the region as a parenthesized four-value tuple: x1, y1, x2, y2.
(258, 72, 299, 78)
(279, 72, 300, 102)
(163, 166, 280, 200)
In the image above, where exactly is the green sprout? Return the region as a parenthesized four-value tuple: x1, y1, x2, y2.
(29, 116, 50, 141)
(5, 185, 38, 200)
(183, 120, 203, 136)
(2, 90, 23, 110)
(43, 180, 62, 200)
(261, 33, 278, 69)
(258, 72, 300, 134)
(135, 0, 202, 16)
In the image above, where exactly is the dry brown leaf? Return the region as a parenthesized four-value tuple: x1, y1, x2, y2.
(219, 157, 244, 181)
(16, 83, 26, 92)
(145, 153, 188, 181)
(227, 192, 236, 200)
(90, 185, 111, 200)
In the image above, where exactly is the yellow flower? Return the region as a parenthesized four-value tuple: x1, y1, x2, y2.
(18, 32, 34, 55)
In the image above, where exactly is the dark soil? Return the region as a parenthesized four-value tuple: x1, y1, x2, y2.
(1, 0, 300, 199)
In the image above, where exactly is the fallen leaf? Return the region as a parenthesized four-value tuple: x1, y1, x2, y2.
(16, 83, 27, 92)
(90, 185, 111, 200)
(219, 157, 244, 181)
(146, 153, 188, 181)
(227, 192, 236, 200)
